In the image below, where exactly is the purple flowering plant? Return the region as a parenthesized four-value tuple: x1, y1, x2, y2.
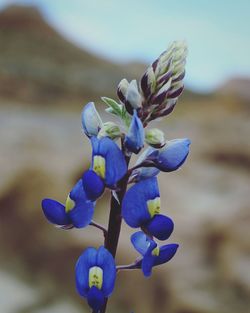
(42, 41, 190, 313)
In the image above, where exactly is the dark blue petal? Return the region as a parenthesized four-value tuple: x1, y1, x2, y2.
(82, 170, 105, 201)
(154, 244, 179, 266)
(96, 246, 116, 297)
(142, 254, 155, 277)
(145, 214, 174, 240)
(124, 110, 144, 154)
(155, 139, 191, 172)
(87, 286, 105, 312)
(122, 177, 159, 227)
(142, 239, 158, 277)
(91, 137, 127, 187)
(68, 180, 94, 228)
(140, 238, 157, 277)
(131, 231, 152, 256)
(75, 247, 97, 297)
(41, 198, 69, 225)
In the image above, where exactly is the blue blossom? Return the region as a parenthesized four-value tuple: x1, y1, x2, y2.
(75, 246, 116, 312)
(122, 177, 174, 240)
(133, 139, 190, 181)
(82, 136, 127, 201)
(131, 231, 179, 277)
(147, 138, 191, 172)
(132, 147, 160, 181)
(42, 179, 94, 228)
(124, 110, 144, 154)
(90, 136, 127, 188)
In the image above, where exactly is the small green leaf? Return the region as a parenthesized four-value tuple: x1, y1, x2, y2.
(121, 106, 131, 127)
(101, 97, 122, 116)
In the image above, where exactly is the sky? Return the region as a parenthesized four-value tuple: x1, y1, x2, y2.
(0, 0, 250, 92)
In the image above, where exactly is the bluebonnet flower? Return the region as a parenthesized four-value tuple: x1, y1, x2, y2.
(151, 138, 191, 171)
(122, 177, 174, 240)
(131, 231, 179, 277)
(132, 138, 191, 181)
(124, 110, 144, 154)
(75, 246, 116, 312)
(42, 179, 94, 229)
(82, 136, 127, 201)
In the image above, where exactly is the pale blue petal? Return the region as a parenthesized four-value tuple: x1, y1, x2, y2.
(155, 139, 191, 172)
(81, 102, 102, 137)
(131, 231, 151, 256)
(124, 110, 144, 154)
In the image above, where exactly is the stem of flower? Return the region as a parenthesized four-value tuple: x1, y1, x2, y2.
(116, 260, 141, 271)
(128, 160, 156, 176)
(100, 148, 131, 313)
(90, 221, 108, 238)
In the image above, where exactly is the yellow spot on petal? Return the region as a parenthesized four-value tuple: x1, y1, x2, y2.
(147, 197, 160, 218)
(93, 155, 106, 179)
(65, 194, 75, 213)
(152, 246, 160, 256)
(89, 266, 103, 289)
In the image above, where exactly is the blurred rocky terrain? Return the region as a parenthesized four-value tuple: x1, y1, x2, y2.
(0, 4, 250, 313)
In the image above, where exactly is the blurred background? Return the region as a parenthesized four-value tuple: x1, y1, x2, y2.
(0, 1, 249, 313)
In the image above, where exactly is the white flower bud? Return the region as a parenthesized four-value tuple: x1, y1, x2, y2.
(126, 80, 142, 109)
(97, 121, 121, 140)
(117, 78, 129, 102)
(145, 128, 165, 148)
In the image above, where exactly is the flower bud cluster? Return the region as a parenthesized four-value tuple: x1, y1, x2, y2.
(140, 41, 187, 122)
(116, 41, 187, 126)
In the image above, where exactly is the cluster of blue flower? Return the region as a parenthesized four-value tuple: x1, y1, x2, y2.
(42, 41, 190, 313)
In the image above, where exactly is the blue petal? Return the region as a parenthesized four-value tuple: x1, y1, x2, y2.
(75, 247, 97, 297)
(91, 137, 127, 187)
(142, 240, 157, 277)
(133, 166, 160, 181)
(41, 198, 69, 225)
(124, 110, 144, 154)
(142, 254, 155, 277)
(87, 286, 105, 312)
(81, 102, 102, 137)
(133, 147, 160, 181)
(131, 231, 151, 256)
(155, 139, 191, 172)
(154, 244, 179, 266)
(68, 180, 94, 228)
(96, 246, 116, 297)
(82, 170, 105, 201)
(145, 214, 174, 240)
(122, 177, 159, 228)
